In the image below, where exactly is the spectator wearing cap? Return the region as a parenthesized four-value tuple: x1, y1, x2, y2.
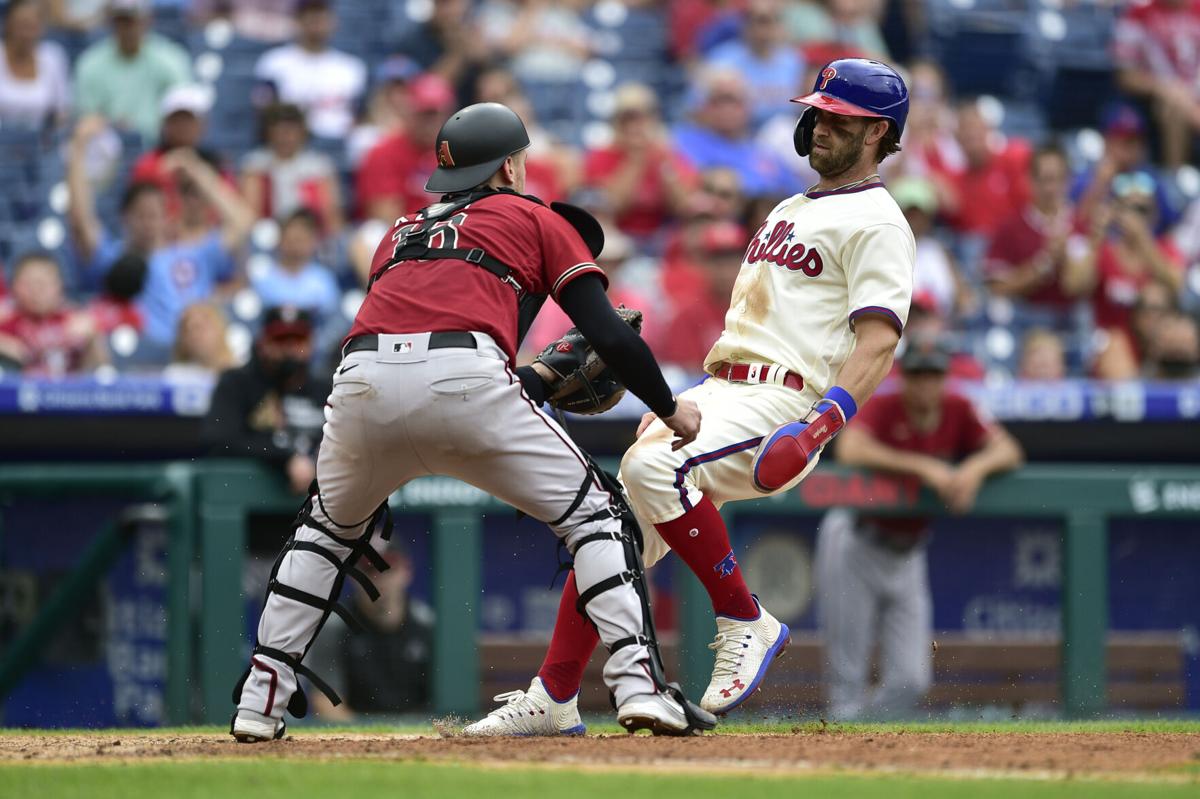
(983, 143, 1082, 323)
(306, 536, 434, 721)
(817, 335, 1023, 720)
(87, 251, 147, 336)
(1071, 104, 1177, 235)
(251, 209, 339, 322)
(673, 68, 801, 200)
(899, 300, 985, 381)
(356, 73, 456, 224)
(703, 0, 806, 129)
(1063, 171, 1186, 379)
(203, 306, 331, 495)
(73, 0, 192, 142)
(128, 84, 228, 221)
(0, 252, 108, 376)
(253, 0, 367, 140)
(890, 177, 965, 319)
(927, 99, 1031, 239)
(584, 83, 697, 241)
(0, 0, 71, 131)
(654, 220, 747, 370)
(1018, 328, 1067, 381)
(241, 103, 343, 233)
(1114, 0, 1200, 169)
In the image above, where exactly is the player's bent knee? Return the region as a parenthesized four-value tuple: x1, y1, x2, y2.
(620, 440, 674, 496)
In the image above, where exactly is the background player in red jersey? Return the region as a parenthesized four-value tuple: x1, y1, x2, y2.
(816, 336, 1024, 720)
(231, 102, 712, 742)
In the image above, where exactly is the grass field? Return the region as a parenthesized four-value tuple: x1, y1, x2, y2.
(2, 720, 1198, 799)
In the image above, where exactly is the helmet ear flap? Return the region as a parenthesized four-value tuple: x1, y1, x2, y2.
(794, 108, 815, 157)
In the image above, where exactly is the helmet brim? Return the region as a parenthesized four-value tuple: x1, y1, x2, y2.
(791, 91, 882, 120)
(424, 153, 513, 194)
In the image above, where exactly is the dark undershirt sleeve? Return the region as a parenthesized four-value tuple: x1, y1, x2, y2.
(556, 274, 677, 418)
(514, 365, 548, 405)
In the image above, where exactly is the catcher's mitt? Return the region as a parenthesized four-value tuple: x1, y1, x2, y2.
(534, 307, 642, 415)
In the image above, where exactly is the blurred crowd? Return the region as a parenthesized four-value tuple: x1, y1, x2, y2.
(0, 0, 1198, 384)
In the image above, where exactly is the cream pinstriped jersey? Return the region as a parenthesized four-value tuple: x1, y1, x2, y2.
(703, 183, 915, 396)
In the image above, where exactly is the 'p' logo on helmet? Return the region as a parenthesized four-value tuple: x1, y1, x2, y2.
(818, 66, 838, 91)
(437, 140, 455, 167)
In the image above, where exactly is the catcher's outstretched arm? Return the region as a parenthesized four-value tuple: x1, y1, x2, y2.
(556, 274, 677, 418)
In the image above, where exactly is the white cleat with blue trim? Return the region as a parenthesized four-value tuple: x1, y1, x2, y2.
(463, 677, 587, 737)
(699, 598, 790, 715)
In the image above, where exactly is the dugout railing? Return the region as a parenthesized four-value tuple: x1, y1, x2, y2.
(1, 460, 1198, 723)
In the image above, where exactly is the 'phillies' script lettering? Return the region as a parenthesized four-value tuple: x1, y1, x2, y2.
(746, 221, 824, 276)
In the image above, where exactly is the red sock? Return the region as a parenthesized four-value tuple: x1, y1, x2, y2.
(537, 571, 600, 702)
(654, 496, 759, 620)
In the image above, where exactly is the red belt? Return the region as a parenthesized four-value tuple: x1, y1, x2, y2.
(712, 362, 804, 392)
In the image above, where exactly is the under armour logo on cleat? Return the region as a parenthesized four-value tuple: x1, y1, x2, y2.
(719, 679, 746, 698)
(713, 551, 738, 578)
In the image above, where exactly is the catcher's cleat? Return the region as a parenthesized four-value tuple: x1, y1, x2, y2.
(230, 710, 286, 743)
(463, 677, 587, 737)
(617, 692, 695, 735)
(700, 598, 790, 715)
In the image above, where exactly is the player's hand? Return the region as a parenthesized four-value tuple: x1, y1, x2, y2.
(660, 397, 701, 451)
(943, 464, 985, 515)
(71, 114, 108, 147)
(920, 459, 956, 501)
(635, 411, 656, 438)
(287, 453, 317, 495)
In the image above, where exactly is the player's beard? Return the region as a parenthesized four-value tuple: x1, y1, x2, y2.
(809, 127, 867, 181)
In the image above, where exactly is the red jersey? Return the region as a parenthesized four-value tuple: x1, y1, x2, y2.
(1092, 238, 1184, 334)
(0, 308, 92, 376)
(356, 132, 431, 219)
(929, 141, 1032, 236)
(584, 145, 695, 237)
(984, 206, 1079, 308)
(1115, 0, 1200, 87)
(854, 389, 993, 539)
(349, 192, 604, 361)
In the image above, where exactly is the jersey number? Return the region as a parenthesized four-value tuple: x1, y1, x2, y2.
(391, 211, 469, 257)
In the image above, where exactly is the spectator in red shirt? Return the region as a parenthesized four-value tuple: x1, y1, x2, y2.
(1114, 0, 1200, 168)
(655, 220, 746, 370)
(240, 102, 344, 233)
(818, 336, 1023, 720)
(984, 143, 1080, 319)
(356, 72, 455, 223)
(1063, 171, 1186, 379)
(930, 99, 1031, 238)
(87, 252, 146, 335)
(0, 252, 107, 375)
(585, 83, 697, 241)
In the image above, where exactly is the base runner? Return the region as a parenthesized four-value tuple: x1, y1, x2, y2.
(466, 58, 917, 734)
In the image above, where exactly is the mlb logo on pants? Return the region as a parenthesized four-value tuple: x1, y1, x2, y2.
(713, 550, 738, 578)
(394, 341, 413, 353)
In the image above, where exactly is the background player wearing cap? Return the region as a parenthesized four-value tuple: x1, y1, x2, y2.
(468, 58, 918, 732)
(230, 102, 712, 742)
(816, 338, 1024, 720)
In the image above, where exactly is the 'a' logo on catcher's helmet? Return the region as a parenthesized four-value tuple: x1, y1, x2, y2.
(437, 140, 455, 168)
(818, 66, 838, 91)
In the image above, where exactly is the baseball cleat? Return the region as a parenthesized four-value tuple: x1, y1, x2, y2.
(230, 710, 286, 743)
(700, 598, 790, 715)
(617, 692, 691, 735)
(462, 677, 586, 737)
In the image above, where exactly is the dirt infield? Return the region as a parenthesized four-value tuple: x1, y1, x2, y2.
(4, 730, 1200, 778)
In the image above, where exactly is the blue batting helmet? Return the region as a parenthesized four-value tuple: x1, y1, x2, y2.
(792, 59, 909, 157)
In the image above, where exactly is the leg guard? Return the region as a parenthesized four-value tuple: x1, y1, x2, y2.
(569, 460, 716, 736)
(232, 485, 392, 720)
